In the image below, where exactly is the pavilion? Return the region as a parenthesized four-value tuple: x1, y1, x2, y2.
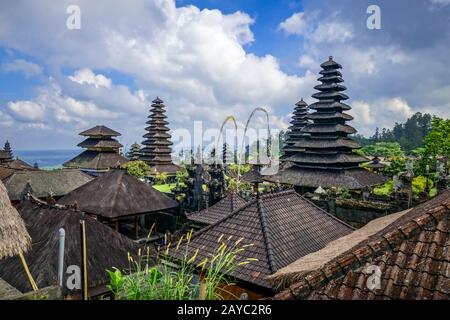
(58, 169, 178, 239)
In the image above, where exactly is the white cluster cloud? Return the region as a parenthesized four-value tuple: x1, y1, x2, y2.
(1, 59, 42, 78)
(351, 98, 414, 135)
(279, 1, 449, 137)
(0, 0, 449, 149)
(430, 0, 450, 5)
(279, 12, 309, 35)
(7, 75, 126, 130)
(68, 68, 112, 88)
(0, 0, 314, 148)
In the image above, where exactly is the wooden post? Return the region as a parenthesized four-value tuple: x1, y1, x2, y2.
(18, 252, 38, 291)
(115, 219, 119, 233)
(198, 272, 206, 300)
(80, 220, 88, 300)
(134, 215, 139, 240)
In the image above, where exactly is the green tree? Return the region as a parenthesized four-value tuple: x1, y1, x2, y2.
(360, 142, 404, 158)
(122, 161, 151, 179)
(424, 117, 450, 161)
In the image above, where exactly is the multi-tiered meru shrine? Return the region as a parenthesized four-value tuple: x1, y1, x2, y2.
(281, 99, 309, 162)
(270, 57, 386, 190)
(140, 97, 179, 175)
(64, 125, 128, 175)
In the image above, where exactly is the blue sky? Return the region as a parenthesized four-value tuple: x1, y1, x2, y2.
(0, 0, 449, 151)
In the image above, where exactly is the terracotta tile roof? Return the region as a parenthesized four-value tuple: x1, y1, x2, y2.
(187, 192, 247, 225)
(272, 190, 450, 300)
(172, 190, 353, 289)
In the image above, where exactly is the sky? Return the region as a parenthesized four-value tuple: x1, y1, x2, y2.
(0, 0, 449, 151)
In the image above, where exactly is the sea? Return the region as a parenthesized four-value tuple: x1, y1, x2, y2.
(14, 149, 80, 170)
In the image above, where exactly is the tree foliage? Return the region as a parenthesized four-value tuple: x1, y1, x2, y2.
(121, 161, 151, 179)
(424, 118, 450, 161)
(360, 142, 404, 158)
(354, 112, 433, 152)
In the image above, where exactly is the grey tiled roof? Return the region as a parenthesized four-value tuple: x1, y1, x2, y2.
(187, 192, 247, 225)
(3, 169, 93, 201)
(172, 190, 353, 289)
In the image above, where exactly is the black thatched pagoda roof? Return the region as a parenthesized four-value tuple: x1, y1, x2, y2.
(0, 151, 10, 161)
(79, 125, 121, 137)
(187, 192, 247, 225)
(4, 158, 36, 171)
(366, 156, 387, 170)
(77, 138, 123, 149)
(0, 200, 146, 293)
(64, 125, 128, 172)
(126, 142, 141, 161)
(269, 57, 385, 189)
(64, 150, 128, 171)
(171, 190, 352, 289)
(281, 99, 309, 161)
(58, 169, 178, 219)
(140, 97, 179, 174)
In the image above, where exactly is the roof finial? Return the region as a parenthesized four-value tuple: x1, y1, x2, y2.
(329, 56, 333, 61)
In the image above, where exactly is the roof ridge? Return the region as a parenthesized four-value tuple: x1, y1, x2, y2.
(108, 170, 125, 217)
(256, 196, 277, 273)
(182, 196, 259, 243)
(295, 192, 355, 230)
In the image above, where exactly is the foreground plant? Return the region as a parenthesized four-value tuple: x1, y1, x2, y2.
(107, 229, 255, 300)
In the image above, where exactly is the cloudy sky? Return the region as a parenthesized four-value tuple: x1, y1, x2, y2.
(0, 0, 449, 150)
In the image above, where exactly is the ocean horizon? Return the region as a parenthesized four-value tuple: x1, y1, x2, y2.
(14, 149, 80, 170)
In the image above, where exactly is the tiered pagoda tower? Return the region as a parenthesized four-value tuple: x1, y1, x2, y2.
(281, 99, 309, 161)
(64, 125, 128, 175)
(222, 143, 233, 165)
(140, 97, 179, 175)
(126, 142, 141, 161)
(269, 57, 385, 190)
(0, 141, 13, 165)
(3, 141, 13, 162)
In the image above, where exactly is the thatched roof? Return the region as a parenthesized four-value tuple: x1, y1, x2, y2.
(265, 165, 386, 190)
(0, 168, 15, 180)
(77, 138, 123, 149)
(3, 169, 92, 201)
(0, 151, 10, 160)
(0, 181, 30, 259)
(186, 192, 247, 225)
(0, 278, 21, 299)
(58, 169, 178, 219)
(79, 125, 121, 137)
(0, 200, 146, 293)
(172, 190, 352, 289)
(271, 190, 450, 300)
(5, 158, 36, 170)
(63, 150, 129, 171)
